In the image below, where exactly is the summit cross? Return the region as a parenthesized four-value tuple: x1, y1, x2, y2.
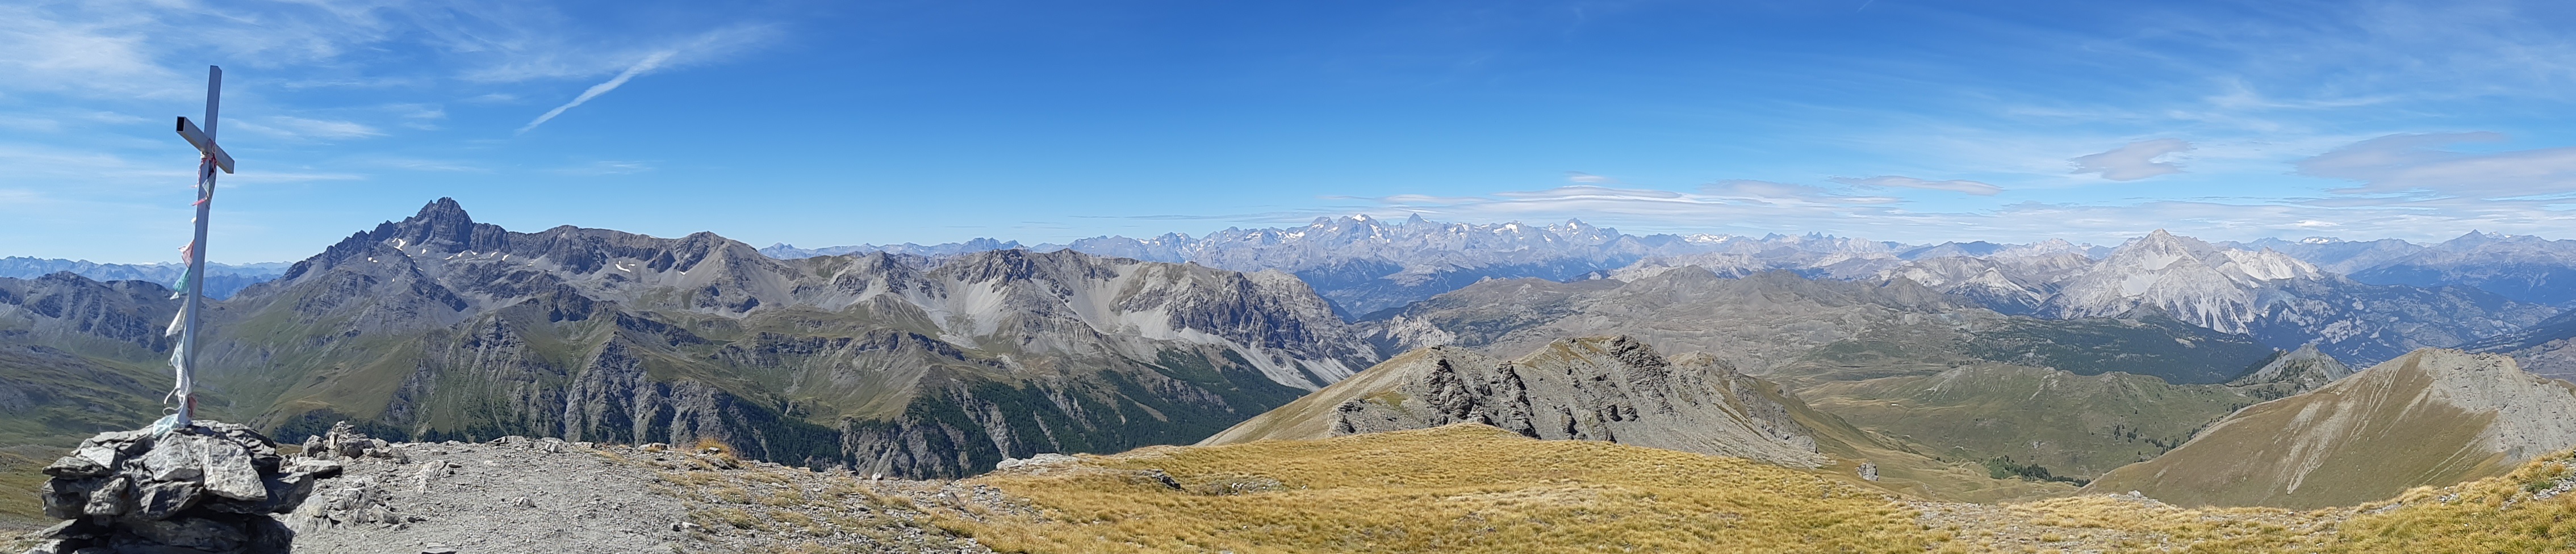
(164, 65, 235, 431)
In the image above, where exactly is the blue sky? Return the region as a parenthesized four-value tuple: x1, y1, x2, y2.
(8, 0, 2576, 263)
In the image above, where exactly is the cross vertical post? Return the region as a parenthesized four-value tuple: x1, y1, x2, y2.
(168, 65, 235, 431)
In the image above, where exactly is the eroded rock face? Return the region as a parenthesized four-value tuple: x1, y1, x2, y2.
(23, 421, 338, 554)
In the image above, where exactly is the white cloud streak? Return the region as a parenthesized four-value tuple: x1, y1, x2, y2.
(2070, 138, 2193, 181)
(517, 51, 675, 135)
(233, 116, 387, 141)
(1833, 175, 2004, 195)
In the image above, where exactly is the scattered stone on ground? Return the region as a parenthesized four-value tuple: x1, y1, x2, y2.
(20, 421, 334, 554)
(282, 429, 993, 554)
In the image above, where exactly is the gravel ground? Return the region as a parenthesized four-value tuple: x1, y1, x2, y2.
(282, 436, 991, 554)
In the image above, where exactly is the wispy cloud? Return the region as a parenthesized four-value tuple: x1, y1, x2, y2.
(552, 160, 655, 175)
(233, 116, 387, 141)
(1833, 175, 2003, 195)
(2070, 138, 2192, 181)
(1564, 171, 1619, 184)
(2298, 132, 2576, 198)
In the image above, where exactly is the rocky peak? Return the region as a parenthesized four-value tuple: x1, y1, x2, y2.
(282, 199, 507, 280)
(379, 198, 507, 255)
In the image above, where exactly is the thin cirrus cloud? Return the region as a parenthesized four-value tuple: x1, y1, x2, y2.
(1564, 171, 1620, 184)
(1832, 175, 2003, 196)
(232, 116, 387, 141)
(2297, 132, 2576, 199)
(2070, 138, 2193, 181)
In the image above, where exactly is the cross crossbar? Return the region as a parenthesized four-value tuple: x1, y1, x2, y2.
(174, 116, 235, 174)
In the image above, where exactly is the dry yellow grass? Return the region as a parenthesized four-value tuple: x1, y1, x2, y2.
(947, 425, 2576, 553)
(956, 424, 1928, 554)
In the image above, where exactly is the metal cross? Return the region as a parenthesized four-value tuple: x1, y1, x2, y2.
(164, 65, 235, 431)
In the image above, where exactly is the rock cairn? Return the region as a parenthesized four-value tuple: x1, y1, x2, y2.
(22, 422, 340, 554)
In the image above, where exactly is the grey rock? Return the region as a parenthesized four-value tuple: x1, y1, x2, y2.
(200, 422, 285, 471)
(18, 539, 73, 554)
(108, 545, 225, 554)
(1141, 469, 1182, 490)
(34, 519, 102, 540)
(992, 453, 1077, 471)
(39, 477, 93, 519)
(120, 515, 246, 552)
(27, 422, 320, 554)
(140, 435, 206, 482)
(242, 514, 295, 554)
(133, 481, 203, 520)
(1858, 463, 1880, 482)
(284, 458, 345, 479)
(82, 476, 134, 517)
(200, 434, 269, 502)
(41, 453, 108, 478)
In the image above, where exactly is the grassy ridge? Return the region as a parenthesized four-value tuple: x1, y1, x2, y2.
(960, 424, 1929, 554)
(955, 425, 2576, 553)
(0, 446, 48, 530)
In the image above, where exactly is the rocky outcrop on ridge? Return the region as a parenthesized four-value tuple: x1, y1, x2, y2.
(1201, 336, 1828, 468)
(2226, 343, 2354, 392)
(21, 422, 335, 554)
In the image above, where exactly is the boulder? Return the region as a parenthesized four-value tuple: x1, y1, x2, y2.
(23, 421, 323, 554)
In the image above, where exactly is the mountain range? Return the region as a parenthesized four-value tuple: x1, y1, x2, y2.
(0, 258, 287, 300)
(1, 199, 1378, 478)
(758, 217, 2571, 368)
(38, 213, 2574, 364)
(11, 202, 2576, 505)
(1872, 230, 2557, 366)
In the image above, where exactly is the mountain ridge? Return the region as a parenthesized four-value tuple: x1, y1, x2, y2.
(2, 199, 1383, 479)
(2085, 348, 2576, 508)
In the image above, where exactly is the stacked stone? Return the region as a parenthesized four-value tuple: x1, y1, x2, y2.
(21, 422, 341, 554)
(297, 421, 403, 463)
